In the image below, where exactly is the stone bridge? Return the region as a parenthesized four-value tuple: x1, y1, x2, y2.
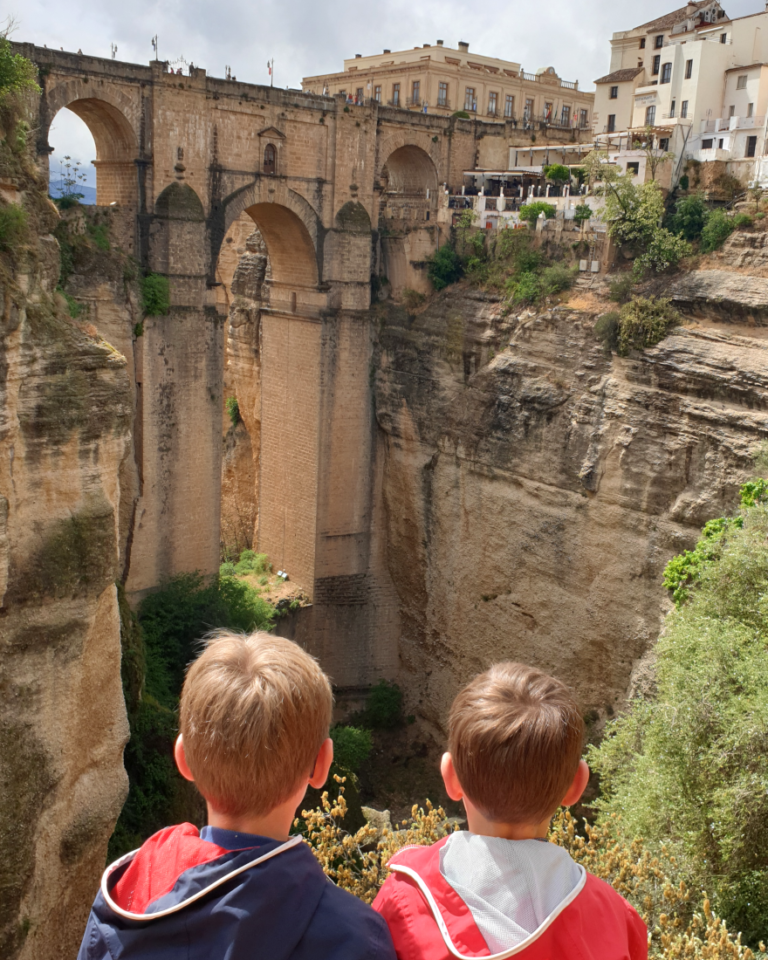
(17, 43, 588, 683)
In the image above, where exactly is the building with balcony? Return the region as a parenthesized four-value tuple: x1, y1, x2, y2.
(301, 41, 594, 128)
(592, 2, 768, 187)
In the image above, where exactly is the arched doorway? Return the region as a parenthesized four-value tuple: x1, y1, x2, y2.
(47, 98, 138, 207)
(379, 145, 439, 295)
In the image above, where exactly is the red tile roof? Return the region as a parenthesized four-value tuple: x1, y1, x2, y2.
(594, 67, 644, 84)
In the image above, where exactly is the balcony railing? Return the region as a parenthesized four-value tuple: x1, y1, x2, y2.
(519, 71, 579, 89)
(387, 98, 401, 107)
(406, 97, 422, 107)
(487, 108, 498, 117)
(437, 98, 450, 109)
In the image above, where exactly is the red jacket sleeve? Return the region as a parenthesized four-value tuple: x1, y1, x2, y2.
(625, 899, 648, 960)
(373, 873, 439, 960)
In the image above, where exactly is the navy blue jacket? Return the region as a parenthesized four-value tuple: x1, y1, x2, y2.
(78, 823, 395, 960)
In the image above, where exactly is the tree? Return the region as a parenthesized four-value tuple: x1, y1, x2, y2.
(519, 201, 556, 225)
(631, 125, 675, 182)
(666, 193, 708, 241)
(0, 23, 39, 100)
(543, 163, 570, 184)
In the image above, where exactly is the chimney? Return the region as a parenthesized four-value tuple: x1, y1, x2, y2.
(458, 41, 469, 52)
(383, 48, 391, 53)
(423, 43, 430, 47)
(355, 53, 362, 58)
(436, 39, 444, 45)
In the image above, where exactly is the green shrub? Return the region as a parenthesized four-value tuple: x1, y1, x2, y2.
(60, 289, 82, 318)
(700, 208, 734, 253)
(662, 515, 741, 605)
(608, 275, 634, 304)
(678, 174, 690, 191)
(109, 571, 274, 858)
(88, 221, 110, 251)
(667, 193, 708, 241)
(591, 497, 768, 946)
(614, 296, 681, 355)
(519, 201, 556, 225)
(594, 311, 621, 354)
(140, 273, 171, 316)
(401, 287, 426, 310)
(543, 163, 570, 183)
(362, 679, 404, 729)
(427, 244, 463, 290)
(0, 202, 28, 253)
(733, 212, 754, 229)
(573, 204, 593, 223)
(234, 549, 271, 576)
(225, 396, 240, 428)
(219, 561, 237, 577)
(451, 110, 470, 119)
(0, 36, 40, 99)
(507, 270, 541, 304)
(539, 262, 576, 297)
(331, 725, 373, 775)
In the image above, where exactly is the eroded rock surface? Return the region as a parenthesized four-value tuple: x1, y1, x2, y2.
(374, 292, 768, 732)
(0, 185, 132, 959)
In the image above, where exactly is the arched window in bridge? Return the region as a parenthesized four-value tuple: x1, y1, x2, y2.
(264, 143, 276, 175)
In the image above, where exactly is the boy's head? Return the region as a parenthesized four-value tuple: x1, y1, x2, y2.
(446, 661, 584, 825)
(178, 631, 333, 817)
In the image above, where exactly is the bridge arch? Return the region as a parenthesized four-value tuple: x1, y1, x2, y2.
(216, 181, 322, 302)
(381, 144, 439, 196)
(43, 80, 140, 207)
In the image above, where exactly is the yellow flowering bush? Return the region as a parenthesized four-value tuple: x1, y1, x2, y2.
(299, 778, 766, 958)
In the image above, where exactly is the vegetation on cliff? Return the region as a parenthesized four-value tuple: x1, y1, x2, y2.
(111, 572, 274, 857)
(590, 479, 768, 947)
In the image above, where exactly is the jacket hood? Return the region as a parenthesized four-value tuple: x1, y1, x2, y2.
(88, 823, 327, 960)
(389, 834, 586, 959)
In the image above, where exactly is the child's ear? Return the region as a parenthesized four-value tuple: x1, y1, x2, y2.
(174, 734, 195, 783)
(561, 759, 590, 807)
(440, 753, 464, 802)
(308, 737, 334, 789)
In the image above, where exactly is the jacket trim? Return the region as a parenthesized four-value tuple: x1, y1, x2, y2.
(388, 861, 587, 959)
(101, 834, 304, 921)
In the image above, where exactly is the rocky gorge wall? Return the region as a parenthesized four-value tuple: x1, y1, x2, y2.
(0, 165, 134, 956)
(373, 280, 768, 737)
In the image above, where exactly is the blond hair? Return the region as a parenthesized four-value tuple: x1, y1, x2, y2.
(179, 631, 333, 816)
(448, 662, 584, 824)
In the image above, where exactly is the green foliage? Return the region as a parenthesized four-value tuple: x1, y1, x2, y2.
(594, 311, 621, 354)
(608, 275, 634, 304)
(234, 548, 271, 576)
(427, 244, 463, 291)
(331, 725, 373, 775)
(733, 212, 754, 230)
(679, 174, 690, 191)
(225, 395, 240, 428)
(87, 221, 110, 252)
(140, 273, 171, 316)
(662, 516, 742, 605)
(519, 201, 556, 225)
(543, 163, 570, 183)
(401, 287, 426, 310)
(0, 202, 27, 253)
(667, 193, 708, 241)
(133, 322, 144, 338)
(700, 208, 734, 253)
(219, 561, 237, 577)
(0, 36, 39, 100)
(59, 288, 82, 318)
(740, 477, 768, 508)
(573, 203, 593, 223)
(591, 501, 768, 946)
(595, 297, 680, 356)
(110, 572, 274, 858)
(361, 680, 404, 729)
(452, 110, 470, 118)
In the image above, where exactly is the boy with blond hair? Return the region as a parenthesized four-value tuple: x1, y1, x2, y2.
(78, 631, 395, 960)
(373, 662, 647, 960)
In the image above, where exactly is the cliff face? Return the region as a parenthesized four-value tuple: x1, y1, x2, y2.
(0, 180, 132, 958)
(374, 289, 768, 731)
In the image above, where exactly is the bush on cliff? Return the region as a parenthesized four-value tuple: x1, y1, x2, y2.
(427, 244, 463, 290)
(110, 573, 274, 858)
(594, 296, 681, 356)
(518, 200, 556, 225)
(590, 482, 768, 946)
(140, 272, 171, 316)
(700, 208, 734, 253)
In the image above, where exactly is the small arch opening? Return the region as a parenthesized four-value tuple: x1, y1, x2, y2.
(381, 144, 438, 196)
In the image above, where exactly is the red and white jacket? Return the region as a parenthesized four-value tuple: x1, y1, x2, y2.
(372, 836, 647, 960)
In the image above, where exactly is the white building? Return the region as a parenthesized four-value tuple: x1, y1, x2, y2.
(593, 2, 768, 186)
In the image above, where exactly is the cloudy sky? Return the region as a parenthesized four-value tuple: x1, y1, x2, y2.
(14, 0, 762, 187)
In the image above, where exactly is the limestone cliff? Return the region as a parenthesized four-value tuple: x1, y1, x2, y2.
(373, 288, 768, 734)
(0, 172, 132, 956)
